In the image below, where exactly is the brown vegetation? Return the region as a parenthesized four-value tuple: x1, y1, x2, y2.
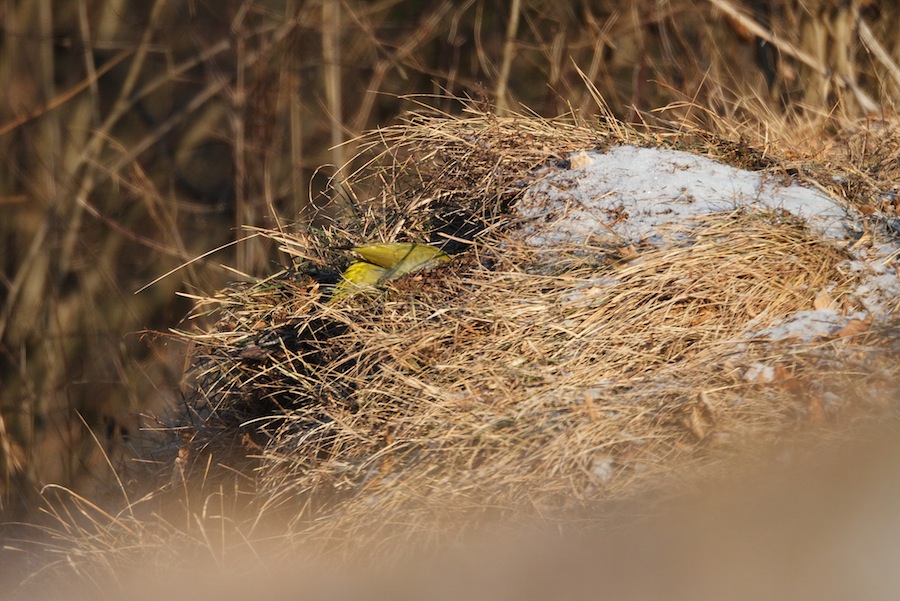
(2, 0, 900, 596)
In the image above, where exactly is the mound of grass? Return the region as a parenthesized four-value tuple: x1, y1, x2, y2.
(12, 106, 900, 598)
(174, 107, 898, 547)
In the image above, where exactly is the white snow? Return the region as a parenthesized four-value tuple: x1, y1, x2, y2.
(751, 309, 870, 343)
(743, 362, 776, 383)
(514, 145, 900, 342)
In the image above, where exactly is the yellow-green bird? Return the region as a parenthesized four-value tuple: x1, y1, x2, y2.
(331, 242, 449, 299)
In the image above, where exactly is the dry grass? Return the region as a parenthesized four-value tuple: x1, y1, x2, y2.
(4, 1, 900, 596)
(4, 0, 900, 513)
(6, 103, 900, 598)
(143, 109, 898, 561)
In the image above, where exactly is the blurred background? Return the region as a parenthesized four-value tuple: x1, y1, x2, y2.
(0, 0, 897, 517)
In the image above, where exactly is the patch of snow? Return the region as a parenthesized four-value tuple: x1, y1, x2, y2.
(513, 144, 900, 343)
(844, 248, 900, 314)
(515, 145, 849, 248)
(743, 363, 775, 383)
(750, 309, 869, 343)
(590, 456, 615, 484)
